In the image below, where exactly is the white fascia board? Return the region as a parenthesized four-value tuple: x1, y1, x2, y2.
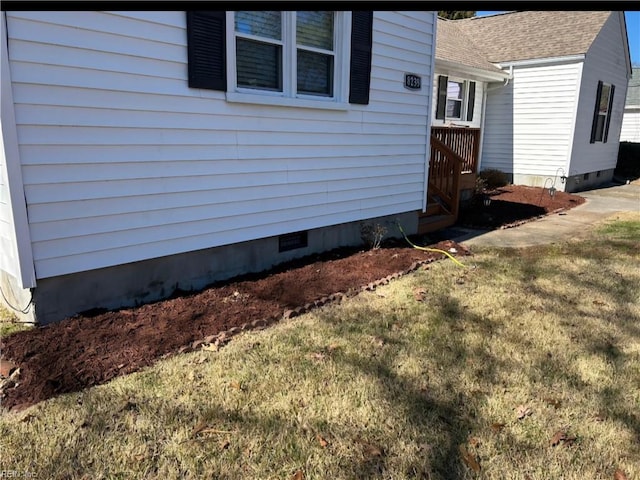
(496, 54, 585, 69)
(435, 58, 510, 82)
(1, 13, 36, 288)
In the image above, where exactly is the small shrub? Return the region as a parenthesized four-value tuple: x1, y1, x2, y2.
(474, 176, 488, 195)
(479, 168, 509, 190)
(360, 223, 388, 250)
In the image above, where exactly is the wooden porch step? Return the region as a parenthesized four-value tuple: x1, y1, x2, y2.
(425, 202, 442, 216)
(417, 214, 457, 234)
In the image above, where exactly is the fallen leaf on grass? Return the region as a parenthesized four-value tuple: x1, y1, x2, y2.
(516, 405, 533, 420)
(614, 469, 628, 480)
(191, 420, 208, 437)
(459, 445, 481, 472)
(550, 430, 576, 447)
(290, 470, 304, 480)
(220, 440, 230, 450)
(230, 381, 243, 391)
(363, 443, 384, 459)
(317, 434, 329, 447)
(592, 300, 607, 306)
(490, 422, 505, 433)
(544, 397, 562, 409)
(201, 343, 220, 352)
(413, 288, 427, 302)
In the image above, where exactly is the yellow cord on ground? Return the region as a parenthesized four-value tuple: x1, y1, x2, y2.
(397, 222, 466, 268)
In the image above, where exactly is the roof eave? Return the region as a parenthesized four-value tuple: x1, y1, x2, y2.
(495, 54, 585, 68)
(435, 58, 510, 82)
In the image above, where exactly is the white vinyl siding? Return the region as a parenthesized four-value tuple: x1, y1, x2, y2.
(6, 11, 435, 279)
(480, 80, 514, 173)
(620, 108, 640, 142)
(0, 127, 18, 279)
(570, 13, 630, 174)
(481, 62, 581, 177)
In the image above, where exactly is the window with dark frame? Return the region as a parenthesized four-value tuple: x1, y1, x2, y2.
(590, 80, 615, 143)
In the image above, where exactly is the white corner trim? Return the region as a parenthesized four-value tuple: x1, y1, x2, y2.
(1, 13, 36, 288)
(423, 11, 438, 213)
(225, 92, 349, 111)
(565, 61, 584, 182)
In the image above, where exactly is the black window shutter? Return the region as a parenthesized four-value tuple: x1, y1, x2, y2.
(436, 75, 448, 120)
(603, 84, 615, 143)
(186, 11, 226, 91)
(466, 81, 476, 121)
(349, 11, 373, 105)
(590, 80, 603, 143)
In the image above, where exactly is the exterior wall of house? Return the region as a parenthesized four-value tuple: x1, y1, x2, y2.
(569, 12, 630, 182)
(1, 14, 36, 321)
(481, 61, 582, 189)
(478, 80, 514, 173)
(620, 108, 640, 142)
(0, 123, 18, 281)
(431, 70, 484, 128)
(6, 11, 435, 282)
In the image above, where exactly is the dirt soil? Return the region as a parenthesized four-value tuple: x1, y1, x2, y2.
(0, 185, 585, 412)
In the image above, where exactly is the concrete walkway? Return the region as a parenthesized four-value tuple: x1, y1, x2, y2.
(443, 182, 640, 248)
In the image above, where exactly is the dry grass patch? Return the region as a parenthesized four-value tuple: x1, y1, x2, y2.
(1, 218, 639, 479)
(0, 306, 30, 338)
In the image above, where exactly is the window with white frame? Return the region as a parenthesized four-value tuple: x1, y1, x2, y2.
(435, 75, 476, 122)
(446, 80, 464, 119)
(232, 11, 338, 98)
(186, 11, 372, 106)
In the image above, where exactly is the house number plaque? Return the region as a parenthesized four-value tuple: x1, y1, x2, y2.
(404, 73, 422, 90)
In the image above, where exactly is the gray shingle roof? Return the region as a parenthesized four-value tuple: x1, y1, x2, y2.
(455, 11, 612, 64)
(626, 68, 640, 107)
(435, 18, 503, 74)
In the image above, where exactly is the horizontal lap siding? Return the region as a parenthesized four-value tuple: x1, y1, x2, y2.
(480, 81, 514, 173)
(570, 13, 630, 174)
(512, 63, 580, 176)
(620, 110, 640, 142)
(7, 11, 434, 279)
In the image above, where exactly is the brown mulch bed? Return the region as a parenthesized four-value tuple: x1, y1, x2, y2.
(0, 185, 585, 412)
(457, 184, 586, 229)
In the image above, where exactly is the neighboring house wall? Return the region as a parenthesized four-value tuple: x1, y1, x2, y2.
(6, 11, 434, 281)
(569, 12, 629, 184)
(620, 107, 640, 142)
